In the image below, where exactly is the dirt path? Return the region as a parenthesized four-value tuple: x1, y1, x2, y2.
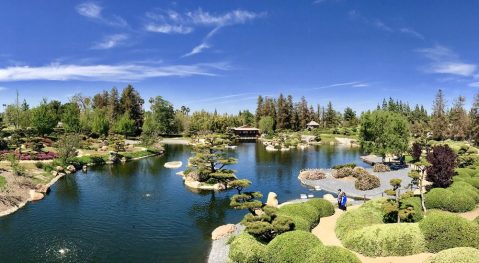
(459, 205, 479, 220)
(312, 207, 433, 263)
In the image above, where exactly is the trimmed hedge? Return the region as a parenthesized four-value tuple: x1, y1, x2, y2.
(400, 196, 424, 222)
(306, 198, 335, 218)
(425, 188, 476, 212)
(424, 247, 479, 263)
(277, 203, 320, 230)
(354, 173, 380, 190)
(229, 233, 266, 263)
(335, 199, 385, 240)
(304, 246, 361, 263)
(264, 231, 321, 263)
(419, 211, 479, 253)
(342, 223, 426, 257)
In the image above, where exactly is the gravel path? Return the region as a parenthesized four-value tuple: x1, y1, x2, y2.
(207, 224, 245, 263)
(302, 167, 414, 199)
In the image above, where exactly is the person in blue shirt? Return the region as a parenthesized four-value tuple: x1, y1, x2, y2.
(337, 189, 347, 211)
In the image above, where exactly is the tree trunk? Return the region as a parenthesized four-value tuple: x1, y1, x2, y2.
(420, 173, 427, 213)
(396, 189, 401, 223)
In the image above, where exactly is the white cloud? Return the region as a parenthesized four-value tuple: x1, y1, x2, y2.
(468, 82, 479, 87)
(76, 2, 127, 27)
(352, 83, 369, 87)
(145, 24, 193, 34)
(0, 62, 229, 82)
(399, 28, 424, 40)
(373, 20, 393, 32)
(417, 45, 477, 77)
(183, 43, 210, 57)
(92, 34, 129, 49)
(76, 2, 102, 18)
(186, 9, 264, 27)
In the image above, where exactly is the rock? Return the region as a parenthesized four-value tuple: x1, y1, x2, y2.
(211, 224, 236, 240)
(66, 165, 76, 173)
(164, 161, 183, 169)
(65, 170, 71, 175)
(266, 192, 279, 208)
(120, 157, 127, 163)
(266, 145, 278, 152)
(323, 194, 337, 204)
(37, 185, 50, 194)
(51, 170, 58, 176)
(55, 166, 64, 172)
(31, 192, 44, 201)
(82, 165, 88, 172)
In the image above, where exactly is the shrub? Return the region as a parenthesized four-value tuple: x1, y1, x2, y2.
(355, 174, 380, 190)
(264, 231, 321, 263)
(449, 181, 479, 203)
(425, 188, 476, 212)
(425, 188, 452, 210)
(373, 163, 391, 172)
(277, 203, 320, 229)
(400, 197, 424, 222)
(419, 211, 479, 252)
(332, 163, 357, 169)
(333, 167, 354, 178)
(0, 139, 7, 150)
(352, 167, 370, 178)
(474, 216, 479, 224)
(306, 198, 335, 218)
(336, 200, 384, 240)
(304, 246, 361, 263)
(424, 247, 479, 263)
(427, 145, 457, 188)
(229, 233, 266, 263)
(343, 223, 426, 257)
(299, 169, 326, 180)
(34, 161, 44, 169)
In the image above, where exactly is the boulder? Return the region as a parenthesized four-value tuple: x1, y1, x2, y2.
(31, 192, 44, 201)
(120, 157, 127, 163)
(211, 224, 236, 240)
(51, 170, 58, 176)
(266, 192, 279, 208)
(55, 166, 64, 172)
(66, 165, 76, 173)
(37, 185, 50, 194)
(82, 165, 88, 172)
(101, 146, 108, 151)
(323, 194, 337, 204)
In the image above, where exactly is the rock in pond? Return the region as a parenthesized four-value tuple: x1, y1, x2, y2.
(266, 192, 279, 208)
(212, 224, 236, 240)
(164, 161, 183, 169)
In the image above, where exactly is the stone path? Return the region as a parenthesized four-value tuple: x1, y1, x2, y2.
(312, 207, 433, 263)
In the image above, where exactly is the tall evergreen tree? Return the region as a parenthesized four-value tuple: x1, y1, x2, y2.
(276, 94, 288, 130)
(255, 96, 264, 126)
(431, 89, 448, 140)
(448, 96, 469, 140)
(470, 92, 479, 145)
(120, 85, 144, 134)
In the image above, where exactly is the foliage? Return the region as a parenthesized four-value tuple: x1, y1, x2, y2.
(331, 163, 357, 169)
(359, 110, 410, 158)
(258, 116, 275, 135)
(431, 89, 448, 140)
(425, 188, 476, 213)
(263, 231, 322, 263)
(0, 175, 7, 190)
(299, 169, 326, 180)
(61, 102, 81, 133)
(419, 211, 479, 252)
(91, 108, 110, 137)
(306, 198, 335, 218)
(410, 142, 422, 162)
(120, 85, 144, 135)
(304, 246, 361, 263)
(0, 139, 8, 150)
(230, 192, 263, 215)
(277, 203, 320, 230)
(108, 134, 126, 153)
(229, 233, 266, 263)
(242, 206, 294, 242)
(31, 99, 59, 135)
(140, 112, 159, 146)
(343, 223, 426, 257)
(426, 145, 457, 188)
(114, 112, 136, 136)
(373, 163, 390, 172)
(56, 133, 81, 164)
(7, 153, 25, 176)
(424, 247, 479, 263)
(149, 96, 177, 134)
(335, 198, 385, 240)
(354, 173, 380, 190)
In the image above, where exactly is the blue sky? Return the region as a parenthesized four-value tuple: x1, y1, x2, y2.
(1, 0, 479, 113)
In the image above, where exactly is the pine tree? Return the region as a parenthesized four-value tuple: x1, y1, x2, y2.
(448, 96, 469, 140)
(430, 89, 448, 140)
(120, 85, 144, 135)
(298, 96, 309, 129)
(324, 101, 337, 128)
(470, 92, 479, 145)
(255, 96, 264, 126)
(276, 94, 288, 130)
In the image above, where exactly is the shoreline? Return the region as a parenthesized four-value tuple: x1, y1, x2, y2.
(0, 151, 164, 218)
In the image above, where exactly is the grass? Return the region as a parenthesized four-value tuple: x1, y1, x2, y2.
(0, 175, 6, 190)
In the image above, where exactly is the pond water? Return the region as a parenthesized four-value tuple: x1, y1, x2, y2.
(0, 143, 363, 262)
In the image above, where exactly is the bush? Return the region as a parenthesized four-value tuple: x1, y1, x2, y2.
(332, 163, 357, 170)
(425, 188, 476, 212)
(449, 181, 479, 203)
(306, 198, 335, 218)
(400, 197, 424, 222)
(304, 246, 361, 263)
(343, 223, 426, 257)
(264, 231, 321, 263)
(299, 169, 326, 180)
(229, 233, 266, 263)
(0, 139, 7, 150)
(419, 211, 479, 253)
(373, 163, 391, 172)
(354, 174, 380, 190)
(336, 199, 384, 240)
(474, 216, 479, 224)
(277, 203, 320, 230)
(353, 167, 369, 178)
(424, 247, 479, 263)
(34, 161, 44, 169)
(333, 167, 354, 178)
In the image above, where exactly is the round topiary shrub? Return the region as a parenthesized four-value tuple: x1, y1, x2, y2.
(304, 246, 361, 263)
(373, 163, 391, 172)
(306, 198, 335, 218)
(229, 233, 266, 263)
(446, 191, 476, 212)
(425, 188, 452, 210)
(449, 181, 479, 203)
(342, 223, 426, 257)
(335, 200, 384, 240)
(353, 167, 370, 178)
(354, 174, 380, 190)
(299, 169, 326, 180)
(333, 167, 354, 178)
(278, 203, 320, 229)
(419, 211, 479, 253)
(424, 247, 479, 263)
(425, 188, 476, 212)
(264, 230, 322, 263)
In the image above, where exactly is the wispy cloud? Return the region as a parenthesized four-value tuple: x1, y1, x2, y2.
(92, 34, 129, 49)
(183, 43, 210, 57)
(144, 24, 193, 34)
(468, 82, 479, 87)
(352, 83, 369, 87)
(417, 45, 477, 77)
(313, 0, 326, 4)
(0, 62, 230, 82)
(349, 10, 423, 39)
(76, 2, 127, 27)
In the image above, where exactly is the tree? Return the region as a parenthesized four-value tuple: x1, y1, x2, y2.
(359, 110, 410, 161)
(120, 85, 144, 134)
(426, 145, 457, 188)
(62, 102, 81, 133)
(140, 112, 159, 146)
(276, 94, 288, 130)
(7, 153, 25, 176)
(448, 96, 469, 140)
(431, 89, 448, 140)
(409, 160, 431, 212)
(241, 206, 294, 242)
(410, 142, 422, 162)
(470, 92, 479, 145)
(31, 99, 58, 135)
(114, 112, 136, 136)
(343, 107, 357, 127)
(187, 134, 237, 185)
(108, 87, 121, 121)
(384, 178, 403, 223)
(91, 108, 109, 137)
(324, 101, 337, 128)
(255, 96, 264, 126)
(56, 134, 81, 164)
(258, 116, 274, 135)
(149, 96, 176, 135)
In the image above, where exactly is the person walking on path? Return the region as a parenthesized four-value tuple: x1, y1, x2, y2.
(337, 189, 347, 211)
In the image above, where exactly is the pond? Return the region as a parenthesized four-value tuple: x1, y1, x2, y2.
(0, 143, 363, 262)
